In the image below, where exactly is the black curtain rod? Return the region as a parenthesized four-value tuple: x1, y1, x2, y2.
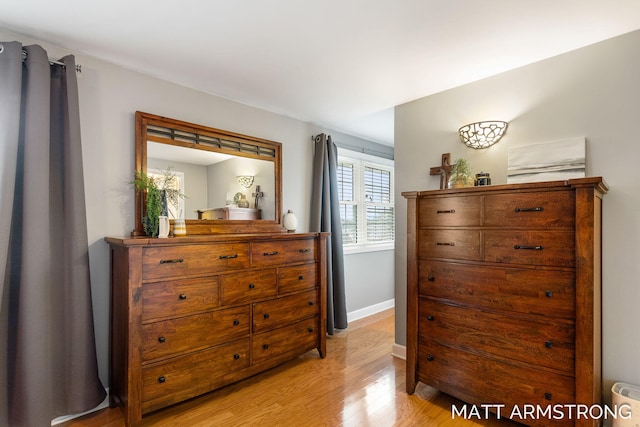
(21, 49, 82, 73)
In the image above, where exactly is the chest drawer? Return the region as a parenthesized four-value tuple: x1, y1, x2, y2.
(142, 339, 250, 410)
(278, 263, 317, 294)
(253, 289, 319, 333)
(142, 243, 250, 280)
(419, 261, 575, 319)
(484, 230, 575, 267)
(418, 195, 481, 227)
(142, 277, 219, 322)
(251, 239, 316, 267)
(419, 299, 575, 373)
(220, 269, 277, 306)
(252, 317, 319, 364)
(142, 306, 250, 362)
(419, 229, 481, 261)
(483, 190, 575, 228)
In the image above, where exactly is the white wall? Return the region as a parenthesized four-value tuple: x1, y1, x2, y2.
(0, 28, 395, 393)
(394, 30, 640, 401)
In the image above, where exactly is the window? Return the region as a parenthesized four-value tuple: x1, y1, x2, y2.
(337, 149, 394, 252)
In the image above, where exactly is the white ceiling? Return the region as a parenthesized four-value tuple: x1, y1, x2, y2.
(2, 0, 640, 145)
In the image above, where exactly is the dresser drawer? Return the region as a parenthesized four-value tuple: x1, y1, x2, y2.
(417, 341, 575, 426)
(142, 277, 219, 322)
(419, 299, 575, 373)
(484, 230, 575, 267)
(252, 317, 319, 364)
(251, 238, 316, 267)
(220, 269, 277, 306)
(419, 261, 576, 319)
(253, 289, 319, 333)
(418, 195, 481, 227)
(142, 306, 250, 362)
(278, 263, 317, 294)
(484, 190, 575, 228)
(142, 243, 250, 280)
(419, 229, 481, 261)
(142, 339, 250, 410)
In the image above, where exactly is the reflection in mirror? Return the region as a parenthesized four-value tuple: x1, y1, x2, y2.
(134, 111, 283, 236)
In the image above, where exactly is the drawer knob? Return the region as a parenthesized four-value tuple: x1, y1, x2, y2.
(179, 294, 187, 300)
(299, 248, 311, 253)
(219, 254, 238, 259)
(427, 315, 434, 321)
(263, 344, 269, 350)
(158, 336, 166, 343)
(298, 275, 305, 280)
(307, 327, 314, 333)
(158, 376, 166, 383)
(427, 275, 435, 282)
(545, 291, 553, 298)
(160, 258, 183, 264)
(426, 355, 435, 362)
(263, 251, 279, 256)
(263, 313, 270, 319)
(233, 353, 240, 360)
(249, 283, 255, 289)
(545, 340, 554, 348)
(436, 209, 455, 214)
(308, 301, 315, 306)
(233, 319, 240, 326)
(544, 392, 552, 400)
(514, 245, 543, 250)
(515, 207, 544, 212)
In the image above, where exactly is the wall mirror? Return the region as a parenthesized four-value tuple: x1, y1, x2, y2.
(134, 111, 283, 236)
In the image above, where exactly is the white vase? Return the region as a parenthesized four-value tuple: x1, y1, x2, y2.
(173, 218, 187, 236)
(158, 216, 169, 238)
(283, 210, 297, 232)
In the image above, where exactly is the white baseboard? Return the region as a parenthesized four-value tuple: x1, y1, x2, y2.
(51, 390, 110, 426)
(392, 343, 406, 360)
(347, 298, 395, 323)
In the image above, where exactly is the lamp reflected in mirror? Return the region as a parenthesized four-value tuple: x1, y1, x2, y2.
(237, 175, 255, 189)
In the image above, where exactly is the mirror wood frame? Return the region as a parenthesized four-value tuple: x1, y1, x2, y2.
(134, 111, 284, 236)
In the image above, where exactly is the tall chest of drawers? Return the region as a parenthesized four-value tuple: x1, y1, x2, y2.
(403, 178, 607, 427)
(106, 232, 328, 426)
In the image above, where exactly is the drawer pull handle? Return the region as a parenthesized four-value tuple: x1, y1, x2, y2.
(515, 207, 544, 212)
(307, 328, 314, 333)
(427, 315, 434, 321)
(544, 392, 552, 400)
(545, 291, 553, 298)
(436, 242, 455, 246)
(233, 353, 240, 360)
(436, 209, 455, 214)
(263, 251, 279, 256)
(160, 258, 183, 264)
(233, 319, 240, 326)
(299, 248, 311, 253)
(545, 340, 554, 348)
(308, 301, 315, 306)
(263, 344, 269, 350)
(426, 355, 435, 362)
(158, 336, 166, 343)
(264, 313, 270, 319)
(179, 294, 187, 300)
(158, 376, 166, 383)
(219, 254, 238, 259)
(427, 275, 435, 282)
(514, 245, 543, 250)
(249, 283, 255, 289)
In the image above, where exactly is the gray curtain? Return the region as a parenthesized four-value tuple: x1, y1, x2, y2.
(0, 42, 106, 426)
(310, 134, 347, 334)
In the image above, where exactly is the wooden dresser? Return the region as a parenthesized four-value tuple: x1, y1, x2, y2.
(106, 232, 328, 426)
(403, 178, 607, 427)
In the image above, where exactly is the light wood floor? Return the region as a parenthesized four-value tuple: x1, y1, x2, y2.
(64, 309, 521, 426)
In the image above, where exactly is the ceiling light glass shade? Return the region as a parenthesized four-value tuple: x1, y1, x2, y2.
(458, 121, 508, 149)
(236, 175, 254, 188)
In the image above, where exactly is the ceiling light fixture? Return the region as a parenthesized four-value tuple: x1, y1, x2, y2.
(458, 121, 508, 149)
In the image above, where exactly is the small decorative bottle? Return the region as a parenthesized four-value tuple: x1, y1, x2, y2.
(283, 210, 297, 233)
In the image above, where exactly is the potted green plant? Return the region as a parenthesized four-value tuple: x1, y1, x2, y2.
(132, 170, 185, 237)
(448, 158, 474, 188)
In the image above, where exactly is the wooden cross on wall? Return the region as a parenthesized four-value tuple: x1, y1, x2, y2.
(429, 153, 453, 190)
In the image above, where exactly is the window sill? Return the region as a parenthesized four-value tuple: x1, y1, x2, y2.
(343, 242, 394, 255)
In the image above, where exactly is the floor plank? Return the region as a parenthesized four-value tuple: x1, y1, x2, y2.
(63, 309, 521, 426)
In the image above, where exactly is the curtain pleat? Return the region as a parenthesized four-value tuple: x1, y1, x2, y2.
(0, 42, 106, 427)
(310, 134, 347, 334)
